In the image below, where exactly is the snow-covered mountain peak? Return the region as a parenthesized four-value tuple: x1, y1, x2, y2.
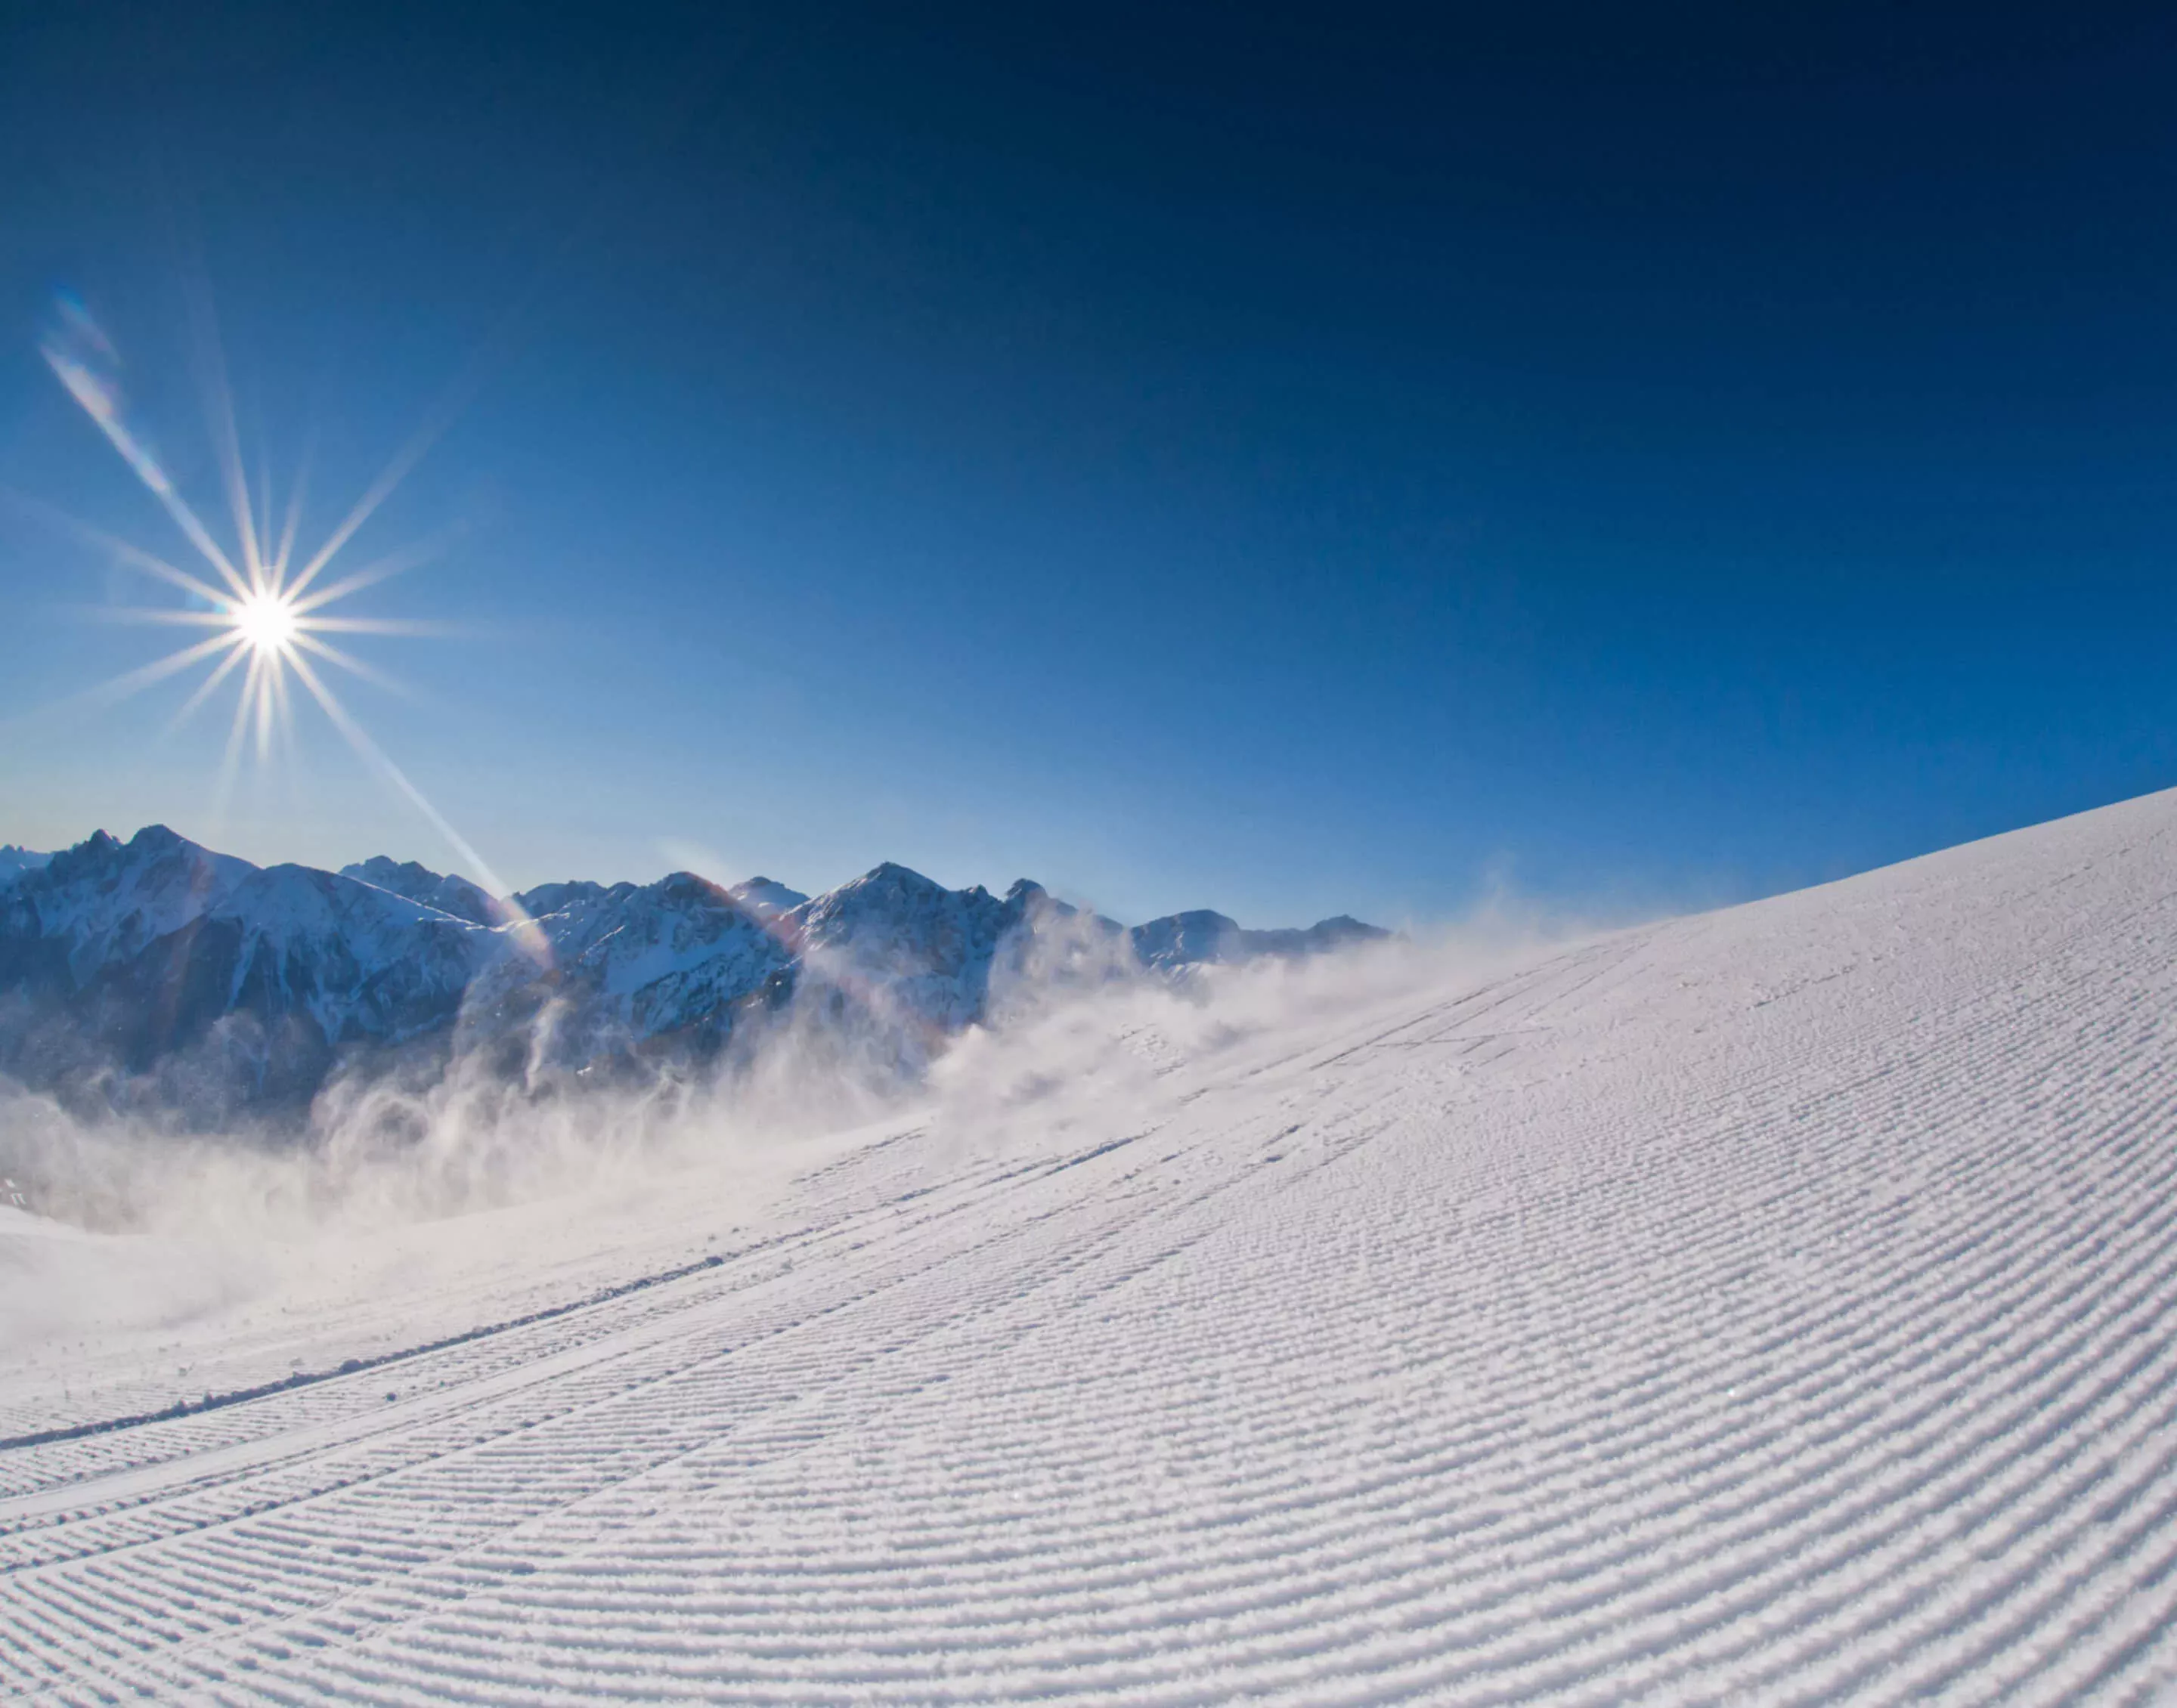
(1129, 906, 1393, 969)
(725, 876, 807, 919)
(220, 863, 485, 943)
(1130, 908, 1243, 968)
(581, 871, 778, 972)
(2, 825, 257, 989)
(454, 868, 793, 1057)
(0, 845, 52, 891)
(819, 861, 954, 905)
(1290, 914, 1392, 951)
(0, 828, 1389, 1115)
(338, 855, 501, 926)
(513, 879, 623, 920)
(570, 873, 787, 1013)
(777, 862, 1038, 1041)
(788, 862, 1000, 952)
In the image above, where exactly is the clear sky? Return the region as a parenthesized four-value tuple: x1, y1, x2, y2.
(2, 2, 2174, 929)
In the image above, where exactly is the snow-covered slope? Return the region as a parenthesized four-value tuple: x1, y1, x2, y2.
(0, 826, 253, 992)
(479, 870, 795, 1061)
(0, 830, 503, 1110)
(783, 862, 1037, 1037)
(5, 787, 2176, 1702)
(205, 863, 497, 1048)
(339, 855, 501, 926)
(728, 875, 808, 919)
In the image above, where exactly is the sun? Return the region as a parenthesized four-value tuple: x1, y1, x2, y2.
(25, 289, 552, 961)
(29, 292, 469, 788)
(233, 590, 300, 656)
(25, 292, 529, 908)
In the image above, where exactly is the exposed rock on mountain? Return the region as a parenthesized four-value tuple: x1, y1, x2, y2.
(339, 856, 502, 927)
(0, 826, 1390, 1124)
(1130, 909, 1392, 969)
(2, 830, 496, 1116)
(0, 846, 52, 890)
(468, 870, 795, 1071)
(727, 877, 807, 920)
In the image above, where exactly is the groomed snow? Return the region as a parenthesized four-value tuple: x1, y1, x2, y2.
(5, 788, 2177, 1702)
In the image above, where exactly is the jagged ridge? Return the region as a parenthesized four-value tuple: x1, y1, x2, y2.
(0, 827, 1389, 1120)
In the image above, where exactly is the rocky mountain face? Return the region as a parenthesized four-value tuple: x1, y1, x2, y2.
(0, 846, 52, 888)
(338, 857, 500, 927)
(1, 830, 494, 1117)
(0, 826, 1390, 1125)
(1127, 909, 1387, 970)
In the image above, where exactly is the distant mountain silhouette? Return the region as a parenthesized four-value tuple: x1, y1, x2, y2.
(0, 828, 1389, 1125)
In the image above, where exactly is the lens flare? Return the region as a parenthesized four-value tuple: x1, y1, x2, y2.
(22, 291, 548, 963)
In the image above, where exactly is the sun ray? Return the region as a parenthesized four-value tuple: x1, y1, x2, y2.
(284, 649, 544, 959)
(283, 366, 481, 602)
(271, 656, 297, 770)
(254, 645, 277, 760)
(183, 274, 265, 589)
(274, 435, 313, 578)
(283, 446, 417, 599)
(101, 631, 246, 707)
(210, 648, 262, 829)
(3, 490, 234, 609)
(165, 638, 253, 735)
(291, 630, 420, 701)
(86, 607, 238, 629)
(299, 614, 463, 637)
(3, 630, 245, 733)
(40, 345, 252, 601)
(256, 446, 274, 580)
(36, 289, 530, 951)
(290, 521, 463, 614)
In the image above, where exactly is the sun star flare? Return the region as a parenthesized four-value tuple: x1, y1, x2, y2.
(29, 292, 545, 961)
(234, 589, 301, 656)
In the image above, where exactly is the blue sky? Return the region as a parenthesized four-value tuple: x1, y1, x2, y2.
(3, 2, 2175, 928)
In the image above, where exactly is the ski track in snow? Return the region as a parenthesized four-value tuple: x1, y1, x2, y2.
(5, 792, 2177, 1702)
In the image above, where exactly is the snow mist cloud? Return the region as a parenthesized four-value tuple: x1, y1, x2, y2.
(0, 894, 1607, 1357)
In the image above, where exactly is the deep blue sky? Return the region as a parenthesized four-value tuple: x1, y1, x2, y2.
(3, 2, 2175, 927)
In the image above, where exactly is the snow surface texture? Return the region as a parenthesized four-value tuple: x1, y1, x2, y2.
(5, 789, 2177, 1702)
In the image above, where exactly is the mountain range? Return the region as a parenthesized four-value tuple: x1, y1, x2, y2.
(0, 827, 1386, 1125)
